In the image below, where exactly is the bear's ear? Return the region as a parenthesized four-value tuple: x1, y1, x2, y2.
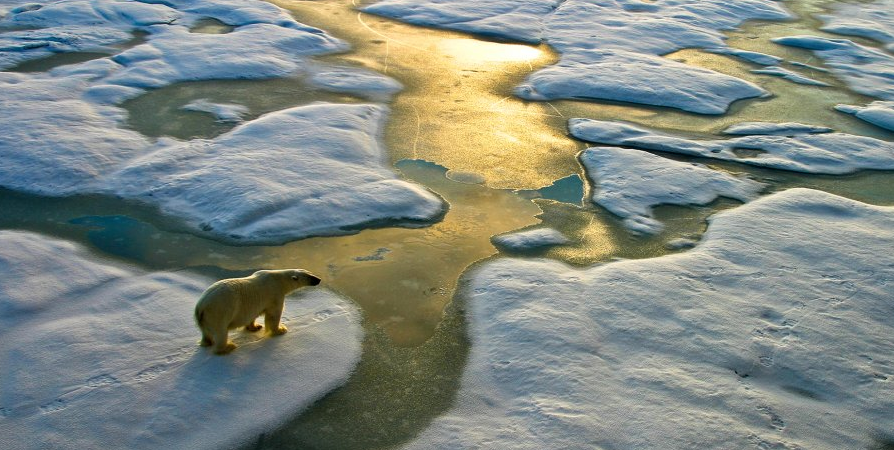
(291, 275, 299, 280)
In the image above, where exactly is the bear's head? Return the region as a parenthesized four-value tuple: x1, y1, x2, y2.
(286, 269, 322, 287)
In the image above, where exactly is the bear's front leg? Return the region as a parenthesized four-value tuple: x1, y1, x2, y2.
(265, 305, 287, 335)
(244, 319, 262, 332)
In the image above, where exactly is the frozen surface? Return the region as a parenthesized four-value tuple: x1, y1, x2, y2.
(708, 47, 782, 66)
(365, 0, 788, 113)
(406, 188, 894, 449)
(580, 147, 764, 235)
(836, 101, 894, 132)
(0, 230, 364, 450)
(514, 49, 766, 115)
(492, 228, 569, 251)
(751, 66, 829, 86)
(774, 36, 894, 101)
(569, 118, 894, 174)
(818, 0, 894, 51)
(180, 99, 248, 122)
(722, 122, 832, 136)
(106, 103, 445, 243)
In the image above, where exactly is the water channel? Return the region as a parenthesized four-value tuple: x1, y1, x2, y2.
(2, 0, 894, 448)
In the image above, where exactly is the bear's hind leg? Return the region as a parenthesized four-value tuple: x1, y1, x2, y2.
(212, 328, 237, 355)
(244, 319, 262, 332)
(199, 334, 213, 347)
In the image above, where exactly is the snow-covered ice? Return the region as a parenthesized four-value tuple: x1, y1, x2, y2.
(405, 188, 894, 449)
(708, 47, 783, 66)
(0, 230, 364, 450)
(569, 118, 894, 175)
(365, 0, 789, 113)
(180, 99, 248, 122)
(722, 122, 832, 136)
(106, 103, 445, 243)
(774, 36, 894, 101)
(751, 66, 829, 86)
(818, 0, 894, 52)
(491, 227, 569, 251)
(836, 101, 894, 133)
(580, 147, 764, 235)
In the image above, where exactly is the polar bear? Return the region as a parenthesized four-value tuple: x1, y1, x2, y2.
(194, 269, 322, 355)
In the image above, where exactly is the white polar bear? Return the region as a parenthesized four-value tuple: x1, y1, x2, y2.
(194, 269, 322, 355)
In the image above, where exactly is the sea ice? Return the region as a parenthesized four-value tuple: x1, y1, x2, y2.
(707, 47, 783, 66)
(569, 118, 894, 174)
(491, 228, 569, 251)
(774, 36, 894, 101)
(105, 103, 445, 243)
(817, 0, 894, 52)
(835, 101, 894, 133)
(580, 147, 764, 234)
(751, 66, 829, 86)
(721, 122, 832, 136)
(0, 230, 364, 450)
(365, 0, 789, 113)
(405, 188, 894, 449)
(180, 98, 248, 122)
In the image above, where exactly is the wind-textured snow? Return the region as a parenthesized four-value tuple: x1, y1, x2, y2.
(0, 230, 364, 450)
(180, 99, 248, 122)
(0, 0, 443, 243)
(817, 0, 894, 52)
(365, 0, 789, 114)
(836, 101, 894, 133)
(722, 122, 832, 136)
(773, 36, 894, 101)
(580, 147, 764, 235)
(751, 66, 829, 86)
(569, 118, 894, 175)
(492, 228, 569, 251)
(707, 47, 783, 66)
(404, 188, 894, 449)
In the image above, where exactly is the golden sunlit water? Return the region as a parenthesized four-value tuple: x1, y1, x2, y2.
(3, 0, 894, 448)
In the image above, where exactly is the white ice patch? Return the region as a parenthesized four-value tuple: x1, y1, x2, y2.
(818, 0, 894, 52)
(105, 103, 445, 243)
(0, 230, 364, 450)
(836, 101, 894, 132)
(570, 118, 894, 175)
(365, 0, 788, 114)
(180, 98, 248, 122)
(774, 35, 894, 101)
(406, 188, 894, 449)
(492, 228, 569, 251)
(514, 49, 766, 115)
(308, 66, 404, 102)
(708, 47, 783, 66)
(751, 66, 830, 86)
(0, 25, 131, 70)
(580, 147, 764, 235)
(722, 122, 832, 136)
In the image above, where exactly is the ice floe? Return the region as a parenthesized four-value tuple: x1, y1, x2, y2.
(721, 122, 832, 136)
(836, 101, 894, 133)
(406, 188, 894, 449)
(774, 36, 894, 101)
(365, 0, 789, 113)
(751, 66, 829, 86)
(818, 0, 894, 52)
(492, 228, 569, 251)
(708, 47, 782, 66)
(0, 230, 364, 450)
(105, 103, 445, 243)
(569, 118, 894, 174)
(180, 98, 248, 122)
(580, 147, 764, 235)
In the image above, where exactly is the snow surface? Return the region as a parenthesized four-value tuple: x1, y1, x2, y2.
(708, 47, 782, 66)
(835, 101, 894, 132)
(774, 36, 894, 101)
(580, 147, 764, 235)
(751, 66, 829, 86)
(0, 0, 443, 243)
(722, 122, 832, 136)
(0, 230, 364, 450)
(818, 0, 894, 52)
(405, 188, 894, 449)
(365, 0, 788, 113)
(180, 98, 248, 122)
(491, 227, 569, 251)
(569, 118, 894, 175)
